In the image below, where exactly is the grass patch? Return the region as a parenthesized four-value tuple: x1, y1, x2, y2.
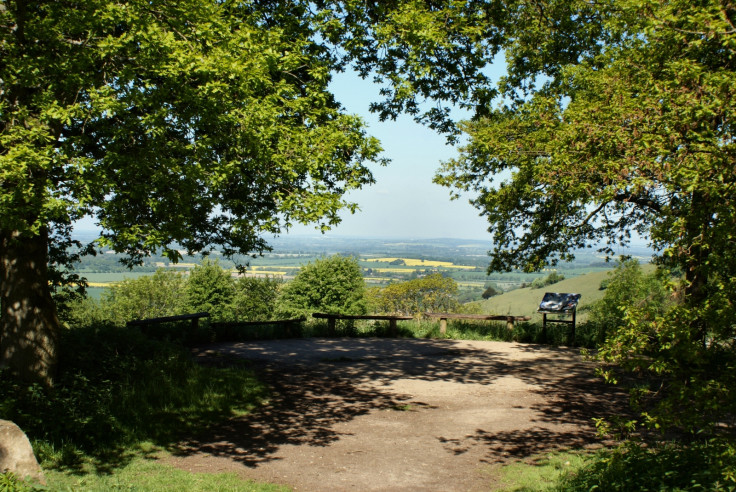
(492, 439, 736, 491)
(43, 451, 287, 492)
(393, 319, 591, 347)
(476, 270, 614, 324)
(492, 451, 590, 491)
(0, 324, 269, 476)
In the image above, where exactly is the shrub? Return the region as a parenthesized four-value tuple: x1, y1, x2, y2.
(561, 440, 736, 491)
(530, 271, 565, 289)
(231, 276, 282, 321)
(64, 269, 186, 327)
(588, 259, 670, 345)
(370, 273, 459, 317)
(181, 259, 236, 321)
(276, 255, 367, 318)
(481, 285, 502, 299)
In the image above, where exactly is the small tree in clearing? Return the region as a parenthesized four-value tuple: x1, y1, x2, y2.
(276, 255, 367, 318)
(181, 260, 236, 322)
(372, 273, 459, 317)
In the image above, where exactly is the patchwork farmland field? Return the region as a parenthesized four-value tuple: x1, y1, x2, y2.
(70, 235, 646, 301)
(364, 257, 477, 269)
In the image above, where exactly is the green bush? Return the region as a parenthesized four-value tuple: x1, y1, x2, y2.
(481, 285, 502, 299)
(61, 269, 186, 327)
(369, 273, 459, 317)
(590, 258, 736, 435)
(561, 440, 736, 491)
(530, 271, 565, 289)
(276, 255, 367, 318)
(588, 258, 670, 345)
(181, 259, 235, 321)
(63, 264, 284, 329)
(231, 276, 282, 321)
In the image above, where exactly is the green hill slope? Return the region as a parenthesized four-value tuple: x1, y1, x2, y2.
(475, 270, 615, 322)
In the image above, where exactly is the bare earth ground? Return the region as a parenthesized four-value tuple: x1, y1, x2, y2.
(165, 338, 628, 491)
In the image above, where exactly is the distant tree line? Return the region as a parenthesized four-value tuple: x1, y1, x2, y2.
(64, 256, 468, 327)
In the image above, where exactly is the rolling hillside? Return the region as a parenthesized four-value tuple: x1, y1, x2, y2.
(475, 270, 615, 322)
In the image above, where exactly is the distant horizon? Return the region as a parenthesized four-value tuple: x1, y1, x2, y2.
(70, 225, 492, 243)
(70, 225, 654, 255)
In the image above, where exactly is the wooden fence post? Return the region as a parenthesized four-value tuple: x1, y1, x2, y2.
(389, 319, 397, 337)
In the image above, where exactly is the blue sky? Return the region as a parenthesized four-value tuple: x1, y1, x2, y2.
(75, 69, 500, 241)
(286, 70, 492, 240)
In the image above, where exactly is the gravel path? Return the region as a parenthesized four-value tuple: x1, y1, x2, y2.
(165, 338, 626, 491)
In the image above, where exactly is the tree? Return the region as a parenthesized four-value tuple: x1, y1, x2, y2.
(530, 271, 565, 290)
(319, 0, 734, 293)
(231, 276, 283, 322)
(481, 285, 501, 300)
(276, 255, 367, 318)
(371, 273, 459, 317)
(319, 0, 736, 431)
(99, 269, 186, 326)
(181, 260, 235, 322)
(589, 259, 670, 345)
(0, 1, 384, 383)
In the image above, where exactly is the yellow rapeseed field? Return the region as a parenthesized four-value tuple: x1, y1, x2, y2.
(242, 270, 288, 276)
(364, 257, 476, 269)
(369, 267, 418, 274)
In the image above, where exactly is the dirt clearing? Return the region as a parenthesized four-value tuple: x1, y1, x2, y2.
(166, 338, 626, 491)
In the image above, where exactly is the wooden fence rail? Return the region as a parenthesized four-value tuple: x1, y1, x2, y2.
(126, 312, 210, 331)
(425, 313, 531, 335)
(312, 313, 413, 337)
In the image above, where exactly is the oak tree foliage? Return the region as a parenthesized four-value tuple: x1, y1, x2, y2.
(320, 0, 736, 433)
(0, 0, 384, 382)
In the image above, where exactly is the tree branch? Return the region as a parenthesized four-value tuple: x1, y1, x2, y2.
(613, 192, 662, 213)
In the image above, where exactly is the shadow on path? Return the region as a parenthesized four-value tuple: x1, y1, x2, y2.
(175, 338, 628, 468)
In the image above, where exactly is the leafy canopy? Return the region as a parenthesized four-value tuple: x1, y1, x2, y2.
(318, 0, 736, 434)
(0, 0, 385, 264)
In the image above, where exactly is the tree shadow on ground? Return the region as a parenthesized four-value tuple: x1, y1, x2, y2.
(176, 338, 629, 467)
(171, 365, 422, 466)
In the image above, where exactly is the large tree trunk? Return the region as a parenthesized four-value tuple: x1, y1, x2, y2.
(0, 229, 60, 385)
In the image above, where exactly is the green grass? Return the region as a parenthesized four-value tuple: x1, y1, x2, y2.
(44, 452, 288, 492)
(492, 450, 591, 491)
(477, 265, 657, 322)
(475, 270, 614, 323)
(0, 324, 273, 489)
(302, 318, 586, 346)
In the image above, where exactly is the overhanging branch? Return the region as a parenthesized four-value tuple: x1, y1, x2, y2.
(614, 192, 662, 213)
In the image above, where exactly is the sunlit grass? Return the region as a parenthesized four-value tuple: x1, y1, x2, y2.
(491, 451, 590, 491)
(44, 452, 288, 492)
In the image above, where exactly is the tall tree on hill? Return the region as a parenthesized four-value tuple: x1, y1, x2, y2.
(0, 0, 384, 384)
